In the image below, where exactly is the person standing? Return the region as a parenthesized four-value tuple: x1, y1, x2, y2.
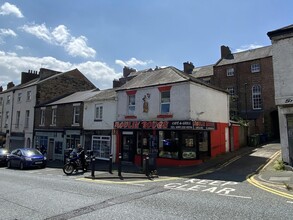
(77, 144, 85, 171)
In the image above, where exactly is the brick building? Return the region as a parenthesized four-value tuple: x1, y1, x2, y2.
(0, 68, 96, 151)
(190, 45, 279, 140)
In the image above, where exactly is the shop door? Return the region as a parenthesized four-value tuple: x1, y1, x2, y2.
(122, 135, 135, 162)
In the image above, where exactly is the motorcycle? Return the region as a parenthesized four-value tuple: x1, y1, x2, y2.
(63, 150, 90, 175)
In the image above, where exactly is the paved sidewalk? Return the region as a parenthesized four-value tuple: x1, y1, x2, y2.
(47, 143, 293, 192)
(47, 145, 257, 180)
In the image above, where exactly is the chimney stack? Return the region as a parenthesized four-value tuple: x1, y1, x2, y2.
(123, 66, 136, 78)
(7, 82, 15, 89)
(221, 45, 232, 59)
(21, 70, 39, 84)
(183, 62, 194, 74)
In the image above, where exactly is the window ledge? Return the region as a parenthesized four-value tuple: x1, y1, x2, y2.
(157, 114, 173, 118)
(125, 115, 137, 119)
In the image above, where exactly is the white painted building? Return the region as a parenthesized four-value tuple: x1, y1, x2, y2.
(268, 24, 293, 165)
(83, 89, 117, 161)
(0, 81, 37, 150)
(114, 67, 232, 167)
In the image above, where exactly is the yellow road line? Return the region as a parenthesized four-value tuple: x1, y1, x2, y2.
(247, 175, 293, 200)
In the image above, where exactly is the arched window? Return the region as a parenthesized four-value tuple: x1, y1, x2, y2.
(252, 85, 262, 109)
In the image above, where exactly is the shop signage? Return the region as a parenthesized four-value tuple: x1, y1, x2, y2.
(114, 120, 216, 130)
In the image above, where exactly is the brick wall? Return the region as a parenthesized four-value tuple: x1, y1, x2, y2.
(36, 69, 96, 105)
(213, 56, 278, 137)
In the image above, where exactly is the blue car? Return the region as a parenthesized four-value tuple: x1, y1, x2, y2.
(7, 148, 47, 169)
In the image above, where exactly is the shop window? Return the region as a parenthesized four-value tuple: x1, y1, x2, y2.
(158, 131, 179, 159)
(92, 135, 111, 159)
(182, 132, 197, 159)
(198, 131, 209, 156)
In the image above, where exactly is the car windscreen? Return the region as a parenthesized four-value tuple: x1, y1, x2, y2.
(22, 149, 42, 157)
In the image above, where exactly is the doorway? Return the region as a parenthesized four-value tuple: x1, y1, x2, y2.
(122, 134, 135, 162)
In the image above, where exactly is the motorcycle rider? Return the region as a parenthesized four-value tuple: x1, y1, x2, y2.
(77, 144, 86, 171)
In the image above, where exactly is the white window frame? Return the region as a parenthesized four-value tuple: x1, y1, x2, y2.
(73, 104, 80, 125)
(251, 63, 260, 73)
(27, 91, 32, 101)
(227, 87, 235, 96)
(40, 108, 45, 126)
(95, 105, 103, 120)
(226, 67, 234, 76)
(252, 85, 262, 110)
(161, 91, 170, 114)
(51, 106, 57, 126)
(6, 95, 11, 104)
(5, 111, 9, 127)
(15, 111, 20, 128)
(17, 93, 22, 102)
(128, 95, 135, 115)
(25, 110, 30, 128)
(92, 135, 111, 160)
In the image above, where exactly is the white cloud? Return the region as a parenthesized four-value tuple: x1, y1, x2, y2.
(20, 23, 96, 58)
(0, 2, 24, 18)
(21, 23, 52, 43)
(115, 57, 153, 67)
(0, 28, 17, 37)
(66, 36, 96, 58)
(0, 51, 119, 90)
(0, 28, 17, 44)
(234, 44, 264, 53)
(15, 45, 24, 50)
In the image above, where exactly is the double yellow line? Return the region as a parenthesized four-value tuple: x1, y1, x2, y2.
(247, 151, 293, 200)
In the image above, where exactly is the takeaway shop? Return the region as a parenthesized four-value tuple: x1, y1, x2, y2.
(113, 120, 217, 167)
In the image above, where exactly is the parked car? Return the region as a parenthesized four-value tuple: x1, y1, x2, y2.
(7, 148, 47, 169)
(0, 148, 9, 166)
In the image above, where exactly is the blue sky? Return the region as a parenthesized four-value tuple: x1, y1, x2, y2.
(0, 1, 292, 90)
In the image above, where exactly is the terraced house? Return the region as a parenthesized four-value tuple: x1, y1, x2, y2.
(0, 68, 96, 151)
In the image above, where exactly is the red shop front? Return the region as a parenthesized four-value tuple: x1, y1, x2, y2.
(114, 120, 230, 167)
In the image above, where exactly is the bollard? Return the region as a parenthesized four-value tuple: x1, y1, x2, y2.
(118, 153, 122, 177)
(91, 155, 95, 178)
(145, 154, 149, 177)
(109, 154, 113, 174)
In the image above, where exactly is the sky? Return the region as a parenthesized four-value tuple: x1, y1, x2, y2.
(0, 1, 292, 90)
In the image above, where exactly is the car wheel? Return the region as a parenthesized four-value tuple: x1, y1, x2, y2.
(20, 162, 24, 170)
(7, 161, 11, 168)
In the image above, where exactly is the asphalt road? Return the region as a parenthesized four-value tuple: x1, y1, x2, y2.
(0, 144, 292, 220)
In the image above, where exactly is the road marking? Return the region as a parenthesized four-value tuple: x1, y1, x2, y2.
(287, 201, 293, 204)
(219, 194, 251, 199)
(247, 175, 293, 200)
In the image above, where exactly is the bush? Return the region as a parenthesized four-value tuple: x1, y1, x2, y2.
(273, 160, 285, 170)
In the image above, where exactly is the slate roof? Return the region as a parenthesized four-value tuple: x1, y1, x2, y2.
(216, 46, 272, 66)
(46, 89, 99, 105)
(46, 88, 116, 106)
(267, 24, 293, 38)
(191, 65, 214, 78)
(85, 89, 116, 102)
(115, 66, 226, 93)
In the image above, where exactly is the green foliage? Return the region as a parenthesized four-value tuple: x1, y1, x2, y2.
(273, 160, 285, 170)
